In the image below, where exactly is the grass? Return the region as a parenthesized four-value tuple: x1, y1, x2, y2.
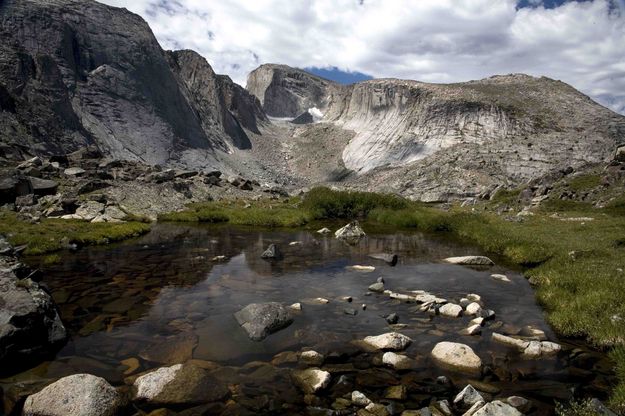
(0, 211, 151, 255)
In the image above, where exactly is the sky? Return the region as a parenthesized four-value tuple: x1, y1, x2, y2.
(100, 0, 625, 114)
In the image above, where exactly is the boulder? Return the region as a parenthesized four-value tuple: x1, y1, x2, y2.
(133, 362, 229, 405)
(382, 352, 414, 370)
(292, 368, 331, 394)
(234, 302, 293, 341)
(28, 176, 58, 196)
(0, 269, 66, 369)
(443, 256, 494, 266)
(453, 385, 485, 409)
(439, 303, 463, 317)
(352, 390, 372, 406)
(465, 302, 482, 316)
(363, 332, 412, 351)
(64, 167, 87, 177)
(300, 350, 324, 366)
(472, 400, 522, 416)
(317, 227, 331, 234)
(260, 244, 282, 260)
(491, 274, 511, 283)
(368, 282, 385, 293)
(431, 342, 482, 375)
(335, 221, 366, 242)
(23, 374, 120, 416)
(75, 201, 106, 221)
(615, 145, 625, 162)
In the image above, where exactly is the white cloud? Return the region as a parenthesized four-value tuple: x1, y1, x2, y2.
(100, 0, 625, 114)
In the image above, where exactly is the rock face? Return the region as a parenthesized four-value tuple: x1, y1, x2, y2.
(0, 0, 265, 166)
(23, 374, 121, 416)
(234, 302, 294, 341)
(246, 64, 335, 117)
(0, 258, 66, 369)
(133, 362, 229, 405)
(247, 64, 625, 201)
(431, 342, 482, 375)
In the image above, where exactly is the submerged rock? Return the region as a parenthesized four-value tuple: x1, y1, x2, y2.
(261, 244, 282, 260)
(431, 342, 482, 375)
(234, 302, 293, 341)
(133, 362, 229, 405)
(443, 256, 494, 266)
(363, 332, 412, 351)
(23, 374, 121, 416)
(352, 390, 372, 406)
(382, 352, 414, 370)
(292, 368, 331, 394)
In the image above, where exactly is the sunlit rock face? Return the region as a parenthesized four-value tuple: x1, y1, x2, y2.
(247, 64, 625, 200)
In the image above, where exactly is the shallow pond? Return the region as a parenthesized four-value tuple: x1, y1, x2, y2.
(1, 223, 616, 415)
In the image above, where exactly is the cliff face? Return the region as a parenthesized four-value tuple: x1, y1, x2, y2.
(0, 0, 265, 166)
(247, 65, 625, 199)
(246, 64, 335, 118)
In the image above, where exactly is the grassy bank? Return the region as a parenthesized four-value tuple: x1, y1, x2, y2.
(162, 187, 625, 410)
(0, 211, 151, 255)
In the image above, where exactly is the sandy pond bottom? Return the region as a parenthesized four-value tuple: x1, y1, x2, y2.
(1, 223, 616, 415)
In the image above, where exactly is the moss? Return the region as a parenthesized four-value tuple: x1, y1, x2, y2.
(0, 211, 151, 255)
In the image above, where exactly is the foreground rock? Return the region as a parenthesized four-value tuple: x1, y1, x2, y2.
(335, 221, 366, 242)
(234, 302, 293, 341)
(491, 333, 561, 358)
(431, 342, 482, 375)
(0, 258, 66, 368)
(472, 400, 523, 416)
(23, 374, 121, 416)
(292, 368, 331, 394)
(444, 256, 494, 266)
(363, 332, 412, 351)
(133, 362, 229, 405)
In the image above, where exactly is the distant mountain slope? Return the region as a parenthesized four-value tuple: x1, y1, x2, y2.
(0, 0, 265, 166)
(247, 64, 625, 200)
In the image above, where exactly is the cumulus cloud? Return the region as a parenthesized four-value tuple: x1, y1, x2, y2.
(100, 0, 625, 114)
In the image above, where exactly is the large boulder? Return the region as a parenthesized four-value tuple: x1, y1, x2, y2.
(363, 332, 412, 351)
(133, 362, 229, 406)
(431, 342, 482, 375)
(335, 221, 366, 243)
(0, 266, 66, 369)
(234, 302, 293, 341)
(27, 176, 58, 197)
(23, 374, 121, 416)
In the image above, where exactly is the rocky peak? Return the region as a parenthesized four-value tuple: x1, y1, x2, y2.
(246, 63, 336, 117)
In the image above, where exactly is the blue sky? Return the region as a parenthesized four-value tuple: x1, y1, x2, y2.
(102, 0, 625, 114)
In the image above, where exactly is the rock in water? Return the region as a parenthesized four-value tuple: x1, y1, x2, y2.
(431, 342, 482, 375)
(292, 368, 331, 394)
(439, 303, 463, 317)
(133, 363, 229, 405)
(234, 302, 293, 341)
(454, 384, 485, 409)
(363, 332, 412, 351)
(443, 256, 494, 266)
(382, 352, 414, 370)
(368, 253, 398, 266)
(335, 221, 366, 242)
(0, 268, 66, 369)
(472, 400, 523, 416)
(261, 244, 282, 260)
(23, 374, 121, 416)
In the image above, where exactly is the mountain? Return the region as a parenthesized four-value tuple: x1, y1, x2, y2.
(247, 64, 625, 200)
(0, 0, 265, 167)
